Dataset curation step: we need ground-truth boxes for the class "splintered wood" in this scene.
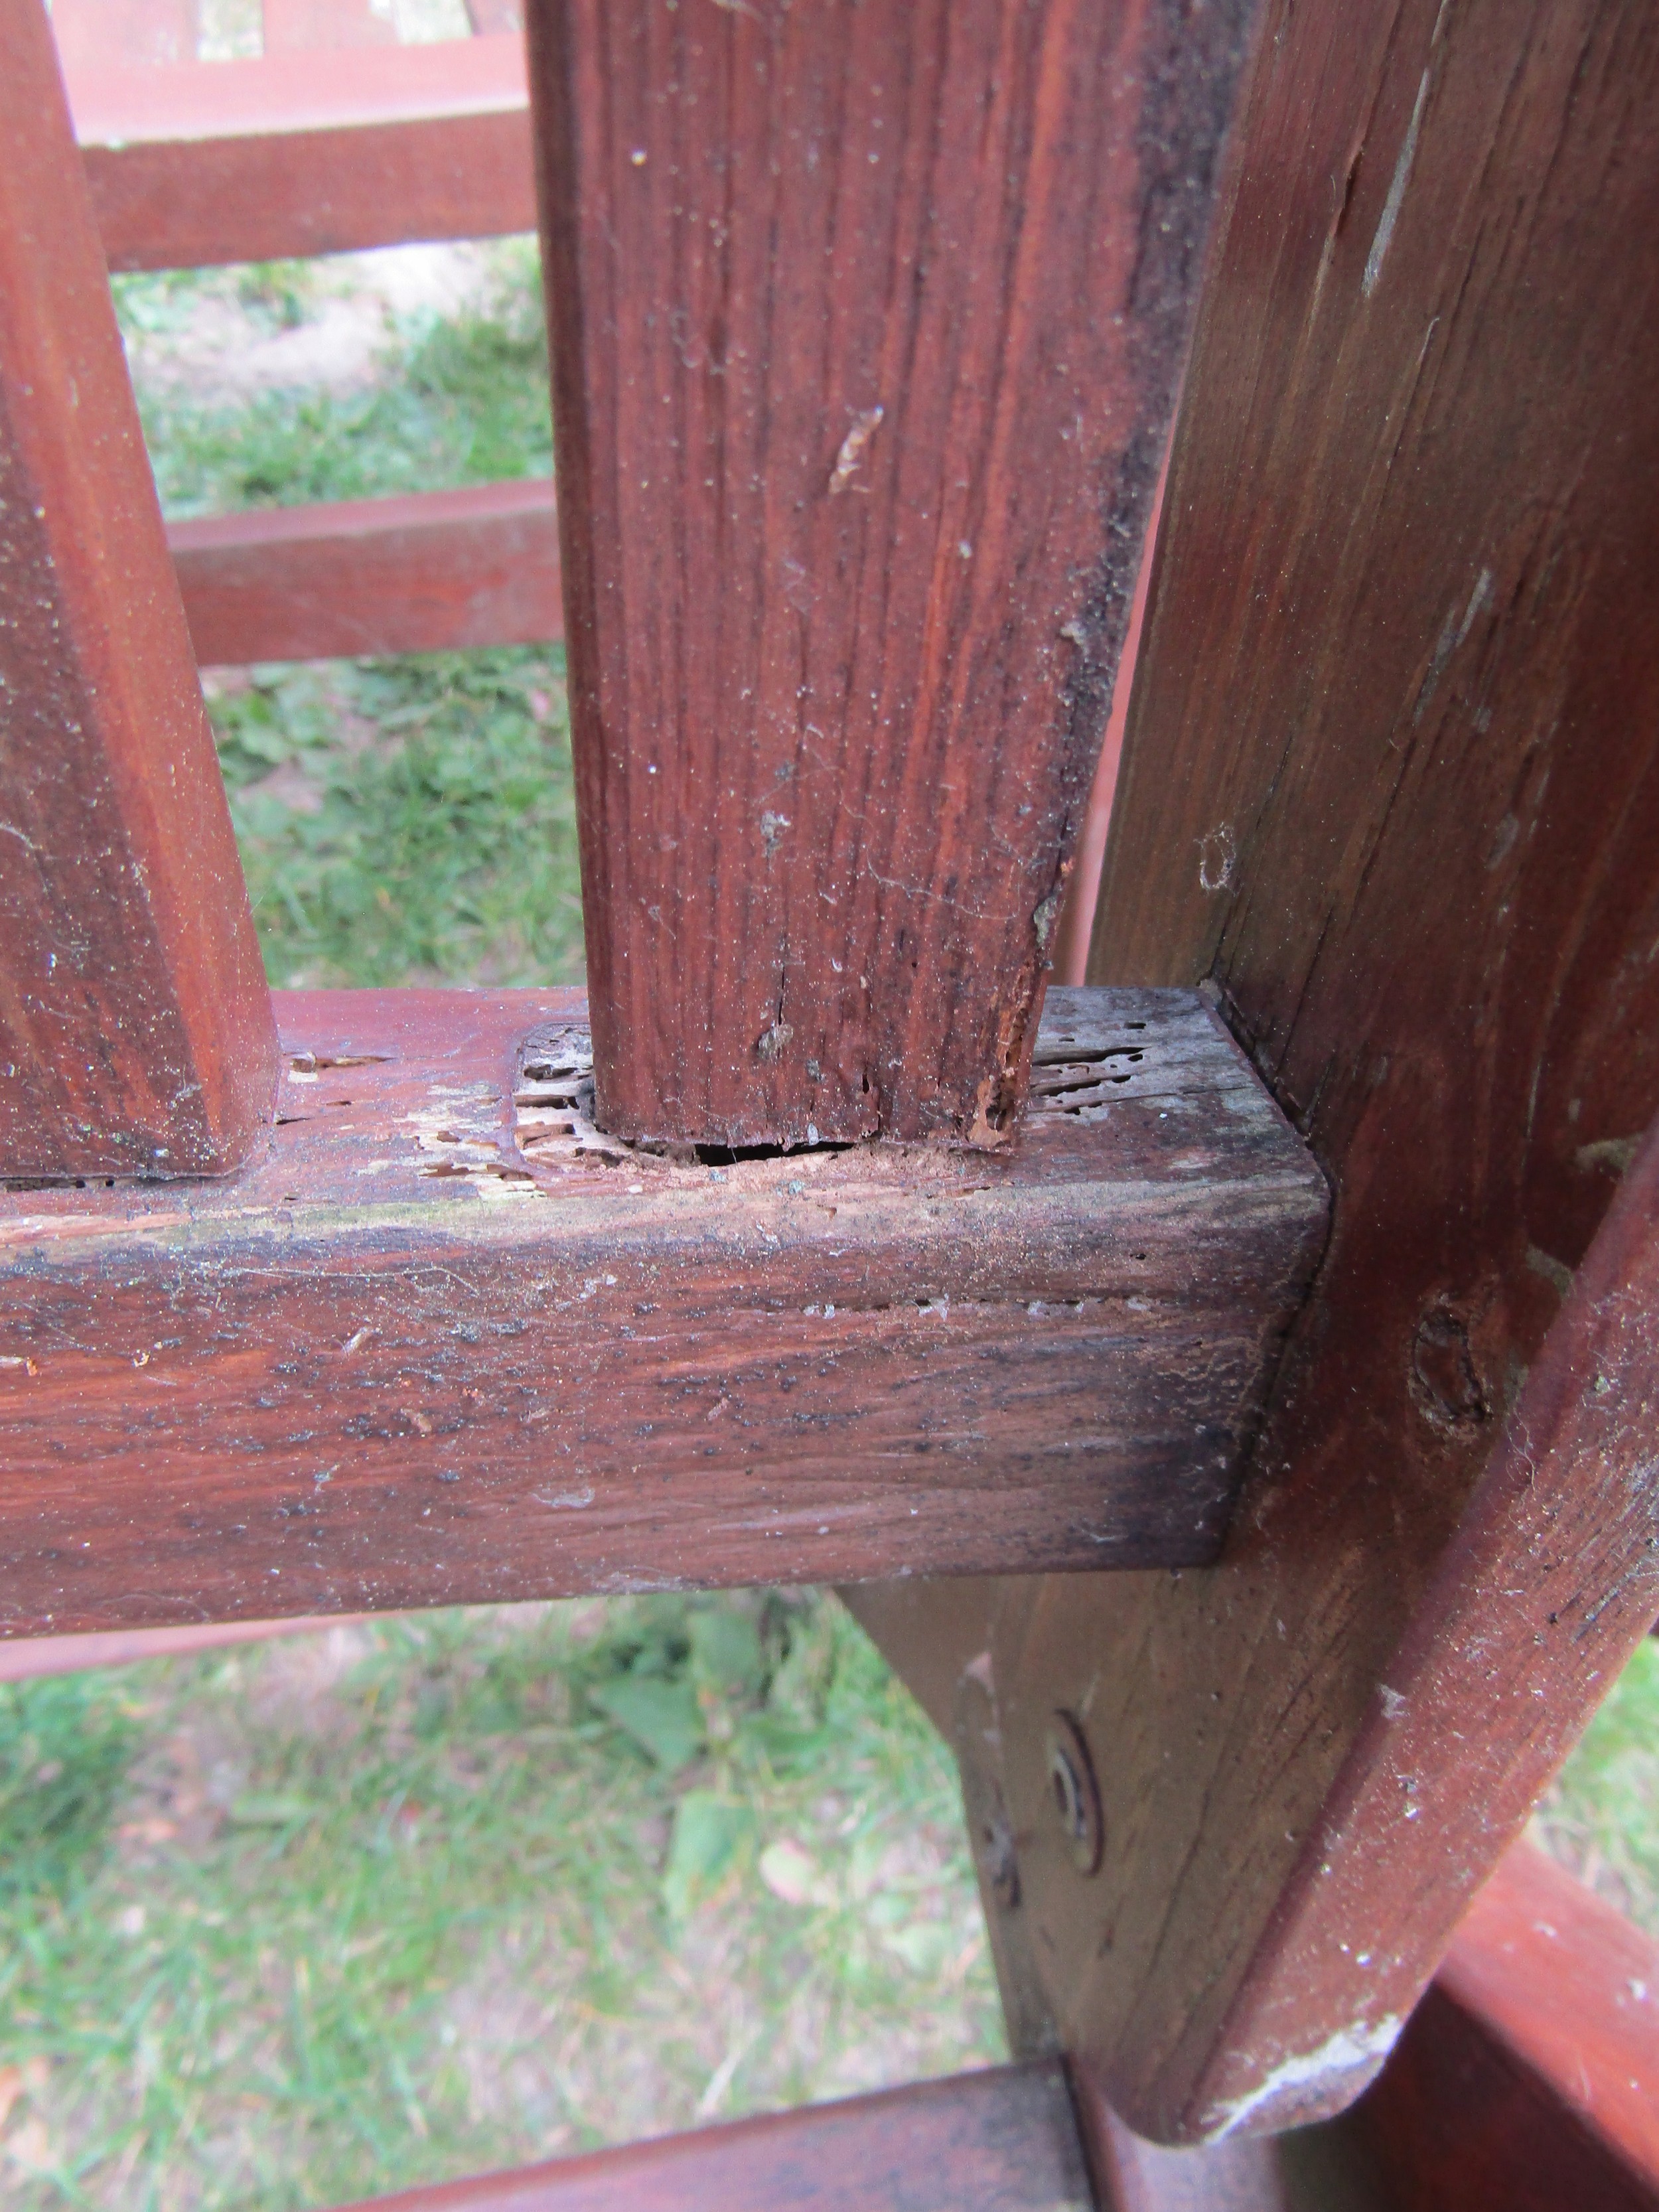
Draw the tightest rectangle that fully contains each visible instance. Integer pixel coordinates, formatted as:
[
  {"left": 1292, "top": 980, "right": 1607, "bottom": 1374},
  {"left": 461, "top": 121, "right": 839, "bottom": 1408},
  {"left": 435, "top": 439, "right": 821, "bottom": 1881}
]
[{"left": 0, "top": 988, "right": 1325, "bottom": 1633}]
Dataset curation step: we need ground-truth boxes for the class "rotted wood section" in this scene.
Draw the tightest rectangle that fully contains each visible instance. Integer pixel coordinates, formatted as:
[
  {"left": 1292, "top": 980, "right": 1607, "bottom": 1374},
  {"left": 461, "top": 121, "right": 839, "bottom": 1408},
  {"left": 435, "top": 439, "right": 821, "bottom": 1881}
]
[
  {"left": 0, "top": 988, "right": 1325, "bottom": 1635},
  {"left": 336, "top": 2063, "right": 1093, "bottom": 2211}
]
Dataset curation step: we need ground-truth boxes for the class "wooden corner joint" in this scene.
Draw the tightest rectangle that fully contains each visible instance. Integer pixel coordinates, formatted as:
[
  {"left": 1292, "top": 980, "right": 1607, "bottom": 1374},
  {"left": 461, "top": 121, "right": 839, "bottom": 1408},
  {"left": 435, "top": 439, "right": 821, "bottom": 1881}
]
[{"left": 0, "top": 986, "right": 1326, "bottom": 1635}]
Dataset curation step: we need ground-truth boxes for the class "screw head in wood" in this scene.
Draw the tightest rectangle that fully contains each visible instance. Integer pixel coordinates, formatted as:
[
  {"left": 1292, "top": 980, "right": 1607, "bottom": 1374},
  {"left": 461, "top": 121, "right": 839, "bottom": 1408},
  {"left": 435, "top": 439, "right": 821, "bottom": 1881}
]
[{"left": 1045, "top": 1711, "right": 1103, "bottom": 1876}]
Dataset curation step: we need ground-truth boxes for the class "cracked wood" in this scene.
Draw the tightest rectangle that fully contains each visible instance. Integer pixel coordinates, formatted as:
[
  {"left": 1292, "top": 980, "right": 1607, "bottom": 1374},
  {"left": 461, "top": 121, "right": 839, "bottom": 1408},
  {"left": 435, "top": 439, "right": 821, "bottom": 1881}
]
[{"left": 0, "top": 988, "right": 1325, "bottom": 1634}]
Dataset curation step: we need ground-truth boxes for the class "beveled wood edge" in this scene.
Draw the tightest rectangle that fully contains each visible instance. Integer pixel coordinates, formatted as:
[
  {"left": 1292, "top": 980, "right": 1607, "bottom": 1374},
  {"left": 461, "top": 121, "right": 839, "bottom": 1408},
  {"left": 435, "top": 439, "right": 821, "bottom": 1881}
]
[{"left": 324, "top": 2062, "right": 1094, "bottom": 2212}]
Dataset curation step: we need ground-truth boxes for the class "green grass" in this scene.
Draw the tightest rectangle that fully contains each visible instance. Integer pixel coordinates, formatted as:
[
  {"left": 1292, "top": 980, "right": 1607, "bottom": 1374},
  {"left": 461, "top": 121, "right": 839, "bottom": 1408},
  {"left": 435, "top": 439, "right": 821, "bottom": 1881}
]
[
  {"left": 1534, "top": 1637, "right": 1659, "bottom": 1937},
  {"left": 113, "top": 244, "right": 580, "bottom": 990},
  {"left": 116, "top": 245, "right": 553, "bottom": 517},
  {"left": 0, "top": 1597, "right": 1000, "bottom": 2209},
  {"left": 208, "top": 652, "right": 581, "bottom": 988}
]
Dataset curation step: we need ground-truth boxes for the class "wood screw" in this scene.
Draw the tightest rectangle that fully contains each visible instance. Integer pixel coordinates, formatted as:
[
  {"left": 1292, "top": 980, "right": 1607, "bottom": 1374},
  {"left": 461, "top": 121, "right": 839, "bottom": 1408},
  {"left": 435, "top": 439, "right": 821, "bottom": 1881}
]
[{"left": 1046, "top": 1711, "right": 1104, "bottom": 1876}]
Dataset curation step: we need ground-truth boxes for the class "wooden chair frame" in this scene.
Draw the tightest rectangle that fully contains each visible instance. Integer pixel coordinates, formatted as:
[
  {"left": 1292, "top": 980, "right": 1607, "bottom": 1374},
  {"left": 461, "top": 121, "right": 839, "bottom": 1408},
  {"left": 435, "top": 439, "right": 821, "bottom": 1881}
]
[{"left": 3, "top": 0, "right": 1659, "bottom": 2204}]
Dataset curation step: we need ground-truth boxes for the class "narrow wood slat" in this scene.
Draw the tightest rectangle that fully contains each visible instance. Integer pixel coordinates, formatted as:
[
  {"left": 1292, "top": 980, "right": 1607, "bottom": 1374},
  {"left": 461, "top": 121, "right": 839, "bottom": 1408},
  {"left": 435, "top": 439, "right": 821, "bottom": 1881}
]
[
  {"left": 0, "top": 1615, "right": 365, "bottom": 1685},
  {"left": 531, "top": 0, "right": 1260, "bottom": 1150},
  {"left": 68, "top": 36, "right": 534, "bottom": 271},
  {"left": 972, "top": 0, "right": 1659, "bottom": 2142},
  {"left": 49, "top": 0, "right": 196, "bottom": 71},
  {"left": 0, "top": 0, "right": 278, "bottom": 1180},
  {"left": 334, "top": 2063, "right": 1094, "bottom": 2212},
  {"left": 0, "top": 987, "right": 1325, "bottom": 1636},
  {"left": 168, "top": 480, "right": 561, "bottom": 665},
  {"left": 1356, "top": 1842, "right": 1659, "bottom": 2210}
]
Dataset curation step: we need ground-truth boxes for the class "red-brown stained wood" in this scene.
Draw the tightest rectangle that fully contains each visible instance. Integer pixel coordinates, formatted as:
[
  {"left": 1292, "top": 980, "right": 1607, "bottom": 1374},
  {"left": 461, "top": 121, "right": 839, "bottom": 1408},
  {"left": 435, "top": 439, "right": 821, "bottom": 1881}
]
[
  {"left": 528, "top": 0, "right": 1260, "bottom": 1149},
  {"left": 332, "top": 2063, "right": 1093, "bottom": 2212},
  {"left": 0, "top": 1615, "right": 366, "bottom": 1685},
  {"left": 0, "top": 988, "right": 1325, "bottom": 1635},
  {"left": 0, "top": 0, "right": 278, "bottom": 1180},
  {"left": 70, "top": 37, "right": 535, "bottom": 272},
  {"left": 49, "top": 0, "right": 196, "bottom": 71},
  {"left": 981, "top": 0, "right": 1659, "bottom": 2141},
  {"left": 1356, "top": 1843, "right": 1659, "bottom": 2211},
  {"left": 169, "top": 481, "right": 561, "bottom": 666}
]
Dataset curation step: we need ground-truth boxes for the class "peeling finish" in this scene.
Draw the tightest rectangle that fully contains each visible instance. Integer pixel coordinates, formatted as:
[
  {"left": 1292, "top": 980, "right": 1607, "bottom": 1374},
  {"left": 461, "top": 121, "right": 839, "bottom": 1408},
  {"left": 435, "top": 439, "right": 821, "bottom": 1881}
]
[{"left": 1210, "top": 2016, "right": 1402, "bottom": 2137}]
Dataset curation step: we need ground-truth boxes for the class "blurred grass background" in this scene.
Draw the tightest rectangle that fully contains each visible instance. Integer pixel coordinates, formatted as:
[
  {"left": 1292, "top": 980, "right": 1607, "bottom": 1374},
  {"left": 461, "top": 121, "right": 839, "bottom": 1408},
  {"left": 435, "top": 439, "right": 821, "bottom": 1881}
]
[
  {"left": 0, "top": 237, "right": 1649, "bottom": 2206},
  {"left": 121, "top": 244, "right": 582, "bottom": 991},
  {"left": 0, "top": 1597, "right": 1000, "bottom": 2207}
]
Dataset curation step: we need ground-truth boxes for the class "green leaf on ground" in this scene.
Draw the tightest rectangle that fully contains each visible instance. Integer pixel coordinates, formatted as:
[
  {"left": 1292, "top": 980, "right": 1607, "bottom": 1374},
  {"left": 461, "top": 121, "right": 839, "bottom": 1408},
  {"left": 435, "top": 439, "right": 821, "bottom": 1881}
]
[
  {"left": 664, "top": 1793, "right": 756, "bottom": 1919},
  {"left": 589, "top": 1676, "right": 703, "bottom": 1775}
]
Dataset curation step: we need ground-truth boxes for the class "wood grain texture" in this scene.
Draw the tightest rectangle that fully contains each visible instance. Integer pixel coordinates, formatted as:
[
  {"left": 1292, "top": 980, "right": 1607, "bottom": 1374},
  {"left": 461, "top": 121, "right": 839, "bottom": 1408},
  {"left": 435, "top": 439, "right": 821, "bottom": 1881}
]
[
  {"left": 168, "top": 481, "right": 561, "bottom": 666},
  {"left": 1356, "top": 1842, "right": 1659, "bottom": 2211},
  {"left": 986, "top": 0, "right": 1659, "bottom": 2140},
  {"left": 0, "top": 0, "right": 278, "bottom": 1179},
  {"left": 529, "top": 0, "right": 1259, "bottom": 1149},
  {"left": 332, "top": 2063, "right": 1093, "bottom": 2212},
  {"left": 0, "top": 988, "right": 1325, "bottom": 1635},
  {"left": 70, "top": 37, "right": 535, "bottom": 271}
]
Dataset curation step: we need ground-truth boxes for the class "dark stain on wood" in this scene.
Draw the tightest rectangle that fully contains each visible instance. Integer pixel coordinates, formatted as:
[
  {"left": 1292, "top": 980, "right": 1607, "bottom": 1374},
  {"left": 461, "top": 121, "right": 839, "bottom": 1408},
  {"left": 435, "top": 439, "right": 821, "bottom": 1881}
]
[
  {"left": 528, "top": 0, "right": 1260, "bottom": 1148},
  {"left": 0, "top": 988, "right": 1325, "bottom": 1634},
  {"left": 332, "top": 2062, "right": 1094, "bottom": 2212},
  {"left": 989, "top": 0, "right": 1659, "bottom": 2141}
]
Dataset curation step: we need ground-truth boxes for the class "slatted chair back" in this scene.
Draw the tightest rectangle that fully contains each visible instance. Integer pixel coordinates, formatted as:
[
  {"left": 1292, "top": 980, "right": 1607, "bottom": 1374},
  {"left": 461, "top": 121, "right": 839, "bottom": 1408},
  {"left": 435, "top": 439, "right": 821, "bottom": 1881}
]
[{"left": 4, "top": 0, "right": 1659, "bottom": 2206}]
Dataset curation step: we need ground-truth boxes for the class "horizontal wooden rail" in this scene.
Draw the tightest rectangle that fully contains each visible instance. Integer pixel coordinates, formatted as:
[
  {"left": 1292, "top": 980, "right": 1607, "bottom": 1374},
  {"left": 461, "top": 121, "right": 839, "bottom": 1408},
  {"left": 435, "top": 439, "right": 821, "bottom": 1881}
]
[
  {"left": 0, "top": 987, "right": 1325, "bottom": 1635},
  {"left": 336, "top": 2063, "right": 1093, "bottom": 2211},
  {"left": 67, "top": 35, "right": 535, "bottom": 270},
  {"left": 0, "top": 1615, "right": 368, "bottom": 1684},
  {"left": 168, "top": 480, "right": 561, "bottom": 664}
]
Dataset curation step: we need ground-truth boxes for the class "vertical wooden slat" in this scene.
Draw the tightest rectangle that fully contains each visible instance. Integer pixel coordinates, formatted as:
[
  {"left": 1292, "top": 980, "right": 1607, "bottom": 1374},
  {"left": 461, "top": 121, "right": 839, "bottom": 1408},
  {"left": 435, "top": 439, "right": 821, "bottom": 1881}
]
[
  {"left": 986, "top": 0, "right": 1659, "bottom": 2142},
  {"left": 0, "top": 0, "right": 277, "bottom": 1179},
  {"left": 528, "top": 0, "right": 1261, "bottom": 1147}
]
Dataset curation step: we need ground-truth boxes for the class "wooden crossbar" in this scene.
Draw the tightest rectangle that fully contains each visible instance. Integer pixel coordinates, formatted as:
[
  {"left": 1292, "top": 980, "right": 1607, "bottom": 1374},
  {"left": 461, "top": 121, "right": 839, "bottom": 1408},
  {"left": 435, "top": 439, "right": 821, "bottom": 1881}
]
[
  {"left": 168, "top": 480, "right": 561, "bottom": 664},
  {"left": 12, "top": 0, "right": 1659, "bottom": 2191},
  {"left": 1356, "top": 1842, "right": 1659, "bottom": 2209},
  {"left": 70, "top": 35, "right": 534, "bottom": 271},
  {"left": 335, "top": 2063, "right": 1093, "bottom": 2211},
  {"left": 0, "top": 987, "right": 1325, "bottom": 1634}
]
